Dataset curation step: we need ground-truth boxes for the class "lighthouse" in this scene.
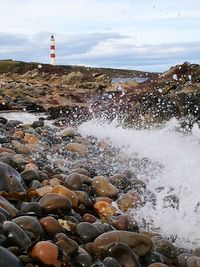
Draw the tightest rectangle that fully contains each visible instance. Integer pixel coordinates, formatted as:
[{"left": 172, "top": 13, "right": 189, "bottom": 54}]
[{"left": 50, "top": 35, "right": 56, "bottom": 65}]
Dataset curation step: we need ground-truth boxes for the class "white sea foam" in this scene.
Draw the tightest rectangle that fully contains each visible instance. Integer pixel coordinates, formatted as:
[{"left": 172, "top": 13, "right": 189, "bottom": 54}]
[
  {"left": 79, "top": 118, "right": 200, "bottom": 248},
  {"left": 0, "top": 112, "right": 53, "bottom": 126}
]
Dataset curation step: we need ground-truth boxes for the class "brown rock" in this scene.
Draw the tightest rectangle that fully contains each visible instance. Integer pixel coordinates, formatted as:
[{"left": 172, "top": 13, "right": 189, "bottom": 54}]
[
  {"left": 40, "top": 216, "right": 65, "bottom": 236},
  {"left": 39, "top": 193, "right": 72, "bottom": 214},
  {"left": 55, "top": 233, "right": 79, "bottom": 256},
  {"left": 24, "top": 133, "right": 38, "bottom": 144},
  {"left": 36, "top": 186, "right": 53, "bottom": 196},
  {"left": 64, "top": 173, "right": 82, "bottom": 190},
  {"left": 0, "top": 147, "right": 15, "bottom": 155},
  {"left": 66, "top": 142, "right": 88, "bottom": 155},
  {"left": 51, "top": 185, "right": 79, "bottom": 208},
  {"left": 92, "top": 230, "right": 152, "bottom": 257},
  {"left": 116, "top": 193, "right": 139, "bottom": 212},
  {"left": 49, "top": 178, "right": 61, "bottom": 187},
  {"left": 94, "top": 200, "right": 117, "bottom": 219},
  {"left": 148, "top": 264, "right": 169, "bottom": 267},
  {"left": 187, "top": 256, "right": 200, "bottom": 267},
  {"left": 92, "top": 176, "right": 119, "bottom": 198},
  {"left": 28, "top": 241, "right": 62, "bottom": 267}
]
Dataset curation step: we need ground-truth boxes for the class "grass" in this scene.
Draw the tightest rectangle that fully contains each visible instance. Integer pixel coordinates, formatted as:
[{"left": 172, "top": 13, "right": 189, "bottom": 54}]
[{"left": 0, "top": 60, "right": 23, "bottom": 73}]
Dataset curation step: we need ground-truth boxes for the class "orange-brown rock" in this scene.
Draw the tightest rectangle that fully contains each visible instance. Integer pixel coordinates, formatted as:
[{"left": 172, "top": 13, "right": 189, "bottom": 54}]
[
  {"left": 36, "top": 186, "right": 53, "bottom": 196},
  {"left": 29, "top": 241, "right": 62, "bottom": 267},
  {"left": 116, "top": 193, "right": 139, "bottom": 212},
  {"left": 25, "top": 162, "right": 38, "bottom": 171},
  {"left": 92, "top": 176, "right": 119, "bottom": 198},
  {"left": 40, "top": 216, "right": 65, "bottom": 236},
  {"left": 24, "top": 133, "right": 38, "bottom": 144},
  {"left": 148, "top": 264, "right": 169, "bottom": 267},
  {"left": 94, "top": 200, "right": 117, "bottom": 219},
  {"left": 13, "top": 130, "right": 24, "bottom": 139},
  {"left": 49, "top": 178, "right": 61, "bottom": 187},
  {"left": 51, "top": 185, "right": 78, "bottom": 208}
]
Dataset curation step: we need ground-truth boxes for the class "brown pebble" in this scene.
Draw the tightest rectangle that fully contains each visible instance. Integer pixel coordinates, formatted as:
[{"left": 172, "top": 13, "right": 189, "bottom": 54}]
[
  {"left": 148, "top": 264, "right": 169, "bottom": 267},
  {"left": 83, "top": 213, "right": 98, "bottom": 223},
  {"left": 52, "top": 185, "right": 78, "bottom": 208},
  {"left": 40, "top": 216, "right": 65, "bottom": 236},
  {"left": 111, "top": 215, "right": 129, "bottom": 230},
  {"left": 29, "top": 241, "right": 62, "bottom": 267},
  {"left": 92, "top": 230, "right": 152, "bottom": 257},
  {"left": 39, "top": 193, "right": 72, "bottom": 214},
  {"left": 92, "top": 176, "right": 119, "bottom": 198},
  {"left": 94, "top": 200, "right": 117, "bottom": 220},
  {"left": 49, "top": 178, "right": 61, "bottom": 187},
  {"left": 36, "top": 186, "right": 53, "bottom": 196},
  {"left": 55, "top": 233, "right": 79, "bottom": 256}
]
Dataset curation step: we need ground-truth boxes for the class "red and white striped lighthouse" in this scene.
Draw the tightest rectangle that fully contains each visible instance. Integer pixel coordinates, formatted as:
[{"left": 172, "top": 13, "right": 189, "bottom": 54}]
[{"left": 50, "top": 35, "right": 56, "bottom": 65}]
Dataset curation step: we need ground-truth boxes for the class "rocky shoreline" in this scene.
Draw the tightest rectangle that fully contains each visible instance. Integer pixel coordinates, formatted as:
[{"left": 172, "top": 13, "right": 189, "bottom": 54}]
[
  {"left": 0, "top": 60, "right": 200, "bottom": 266},
  {"left": 0, "top": 113, "right": 198, "bottom": 267},
  {"left": 0, "top": 60, "right": 200, "bottom": 128}
]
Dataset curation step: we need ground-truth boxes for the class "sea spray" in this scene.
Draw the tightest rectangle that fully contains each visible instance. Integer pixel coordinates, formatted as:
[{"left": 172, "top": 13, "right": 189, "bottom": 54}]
[{"left": 79, "top": 117, "right": 200, "bottom": 248}]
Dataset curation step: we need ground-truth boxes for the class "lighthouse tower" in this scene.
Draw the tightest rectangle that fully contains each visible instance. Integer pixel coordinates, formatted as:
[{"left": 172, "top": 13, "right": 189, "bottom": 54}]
[{"left": 50, "top": 35, "right": 56, "bottom": 65}]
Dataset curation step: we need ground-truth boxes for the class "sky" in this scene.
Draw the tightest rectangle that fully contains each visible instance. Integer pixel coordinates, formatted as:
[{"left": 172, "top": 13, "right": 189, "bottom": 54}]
[{"left": 0, "top": 0, "right": 200, "bottom": 72}]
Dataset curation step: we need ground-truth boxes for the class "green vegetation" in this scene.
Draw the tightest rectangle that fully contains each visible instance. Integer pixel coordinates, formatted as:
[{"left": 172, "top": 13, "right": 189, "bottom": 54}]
[{"left": 0, "top": 60, "right": 25, "bottom": 73}]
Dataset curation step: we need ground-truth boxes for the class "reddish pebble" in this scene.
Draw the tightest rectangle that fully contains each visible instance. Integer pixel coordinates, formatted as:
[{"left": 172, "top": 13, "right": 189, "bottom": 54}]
[{"left": 83, "top": 213, "right": 97, "bottom": 223}]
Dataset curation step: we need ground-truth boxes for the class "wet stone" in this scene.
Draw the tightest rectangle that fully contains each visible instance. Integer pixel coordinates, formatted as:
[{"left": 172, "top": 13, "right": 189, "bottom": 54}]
[
  {"left": 0, "top": 117, "right": 7, "bottom": 125},
  {"left": 72, "top": 167, "right": 91, "bottom": 177},
  {"left": 20, "top": 169, "right": 40, "bottom": 183},
  {"left": 12, "top": 215, "right": 44, "bottom": 238},
  {"left": 187, "top": 256, "right": 200, "bottom": 267},
  {"left": 194, "top": 247, "right": 200, "bottom": 257},
  {"left": 65, "top": 173, "right": 82, "bottom": 190},
  {"left": 153, "top": 239, "right": 179, "bottom": 265},
  {"left": 93, "top": 230, "right": 152, "bottom": 257},
  {"left": 92, "top": 176, "right": 119, "bottom": 198},
  {"left": 108, "top": 174, "right": 131, "bottom": 191},
  {"left": 71, "top": 250, "right": 92, "bottom": 267},
  {"left": 39, "top": 193, "right": 72, "bottom": 214},
  {"left": 3, "top": 221, "right": 31, "bottom": 250},
  {"left": 148, "top": 263, "right": 170, "bottom": 267},
  {"left": 0, "top": 246, "right": 22, "bottom": 267},
  {"left": 20, "top": 202, "right": 42, "bottom": 215},
  {"left": 103, "top": 257, "right": 122, "bottom": 267},
  {"left": 89, "top": 262, "right": 106, "bottom": 267},
  {"left": 76, "top": 222, "right": 100, "bottom": 243},
  {"left": 51, "top": 184, "right": 79, "bottom": 208},
  {"left": 141, "top": 251, "right": 172, "bottom": 266},
  {"left": 32, "top": 120, "right": 44, "bottom": 128},
  {"left": 0, "top": 162, "right": 25, "bottom": 192},
  {"left": 66, "top": 142, "right": 88, "bottom": 155},
  {"left": 40, "top": 216, "right": 65, "bottom": 236},
  {"left": 103, "top": 242, "right": 141, "bottom": 267},
  {"left": 55, "top": 233, "right": 79, "bottom": 256},
  {"left": 0, "top": 155, "right": 17, "bottom": 168},
  {"left": 28, "top": 240, "right": 63, "bottom": 266},
  {"left": 178, "top": 253, "right": 193, "bottom": 267},
  {"left": 30, "top": 179, "right": 42, "bottom": 189}
]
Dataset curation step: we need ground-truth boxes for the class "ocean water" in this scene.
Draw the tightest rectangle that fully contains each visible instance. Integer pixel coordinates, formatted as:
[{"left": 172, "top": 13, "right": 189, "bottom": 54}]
[
  {"left": 112, "top": 77, "right": 149, "bottom": 84},
  {"left": 0, "top": 112, "right": 54, "bottom": 126},
  {"left": 79, "top": 118, "right": 200, "bottom": 248}
]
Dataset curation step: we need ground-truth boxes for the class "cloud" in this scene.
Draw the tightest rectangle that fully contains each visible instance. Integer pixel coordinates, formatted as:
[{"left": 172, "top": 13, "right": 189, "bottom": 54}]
[
  {"left": 0, "top": 31, "right": 126, "bottom": 62},
  {"left": 58, "top": 39, "right": 200, "bottom": 71},
  {"left": 0, "top": 31, "right": 200, "bottom": 72}
]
